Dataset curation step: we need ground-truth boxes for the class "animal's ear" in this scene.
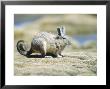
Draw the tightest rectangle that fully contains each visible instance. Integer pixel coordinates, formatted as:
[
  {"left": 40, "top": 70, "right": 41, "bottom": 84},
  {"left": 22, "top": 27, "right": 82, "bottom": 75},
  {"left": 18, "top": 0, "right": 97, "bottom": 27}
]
[
  {"left": 61, "top": 26, "right": 66, "bottom": 36},
  {"left": 57, "top": 27, "right": 61, "bottom": 36},
  {"left": 57, "top": 26, "right": 66, "bottom": 37}
]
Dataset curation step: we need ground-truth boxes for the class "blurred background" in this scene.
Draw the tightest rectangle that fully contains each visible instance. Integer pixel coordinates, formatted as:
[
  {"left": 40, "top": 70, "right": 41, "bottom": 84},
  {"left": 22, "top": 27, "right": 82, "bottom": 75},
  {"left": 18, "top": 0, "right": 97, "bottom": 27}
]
[{"left": 14, "top": 14, "right": 97, "bottom": 50}]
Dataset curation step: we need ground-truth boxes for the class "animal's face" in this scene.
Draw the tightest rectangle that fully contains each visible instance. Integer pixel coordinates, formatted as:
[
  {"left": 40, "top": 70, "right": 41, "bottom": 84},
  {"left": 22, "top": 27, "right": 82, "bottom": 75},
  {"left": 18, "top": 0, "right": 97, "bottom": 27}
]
[
  {"left": 56, "top": 26, "right": 72, "bottom": 46},
  {"left": 62, "top": 36, "right": 72, "bottom": 46}
]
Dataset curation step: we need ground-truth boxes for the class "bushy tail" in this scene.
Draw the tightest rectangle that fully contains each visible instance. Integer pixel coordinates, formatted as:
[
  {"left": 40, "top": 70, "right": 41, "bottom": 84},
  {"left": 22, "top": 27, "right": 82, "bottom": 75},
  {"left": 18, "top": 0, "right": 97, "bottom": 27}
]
[{"left": 16, "top": 40, "right": 28, "bottom": 56}]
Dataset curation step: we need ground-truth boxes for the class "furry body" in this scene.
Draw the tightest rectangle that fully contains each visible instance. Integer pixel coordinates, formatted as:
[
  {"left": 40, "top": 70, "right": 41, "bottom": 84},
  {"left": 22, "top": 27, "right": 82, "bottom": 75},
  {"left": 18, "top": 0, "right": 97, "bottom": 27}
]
[{"left": 17, "top": 32, "right": 70, "bottom": 57}]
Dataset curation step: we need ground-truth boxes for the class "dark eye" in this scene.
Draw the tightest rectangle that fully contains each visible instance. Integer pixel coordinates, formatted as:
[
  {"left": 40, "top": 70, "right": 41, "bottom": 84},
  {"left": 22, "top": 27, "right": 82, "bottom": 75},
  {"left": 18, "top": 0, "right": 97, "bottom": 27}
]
[{"left": 63, "top": 38, "right": 66, "bottom": 39}]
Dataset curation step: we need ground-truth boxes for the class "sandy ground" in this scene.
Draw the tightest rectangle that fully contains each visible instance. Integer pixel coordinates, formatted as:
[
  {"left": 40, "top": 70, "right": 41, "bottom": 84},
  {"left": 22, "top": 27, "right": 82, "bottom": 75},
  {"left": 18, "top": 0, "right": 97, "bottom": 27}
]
[
  {"left": 14, "top": 14, "right": 97, "bottom": 76},
  {"left": 14, "top": 48, "right": 97, "bottom": 76}
]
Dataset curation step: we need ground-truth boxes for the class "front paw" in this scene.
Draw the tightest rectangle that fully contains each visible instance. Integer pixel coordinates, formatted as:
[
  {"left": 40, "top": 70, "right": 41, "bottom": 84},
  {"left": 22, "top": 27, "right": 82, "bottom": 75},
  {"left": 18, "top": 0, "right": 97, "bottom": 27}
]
[{"left": 57, "top": 55, "right": 63, "bottom": 58}]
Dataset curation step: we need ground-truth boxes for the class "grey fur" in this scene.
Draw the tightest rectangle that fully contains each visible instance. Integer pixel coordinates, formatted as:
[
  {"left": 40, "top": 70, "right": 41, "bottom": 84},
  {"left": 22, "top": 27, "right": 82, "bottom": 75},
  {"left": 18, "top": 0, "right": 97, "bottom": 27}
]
[{"left": 16, "top": 27, "right": 71, "bottom": 58}]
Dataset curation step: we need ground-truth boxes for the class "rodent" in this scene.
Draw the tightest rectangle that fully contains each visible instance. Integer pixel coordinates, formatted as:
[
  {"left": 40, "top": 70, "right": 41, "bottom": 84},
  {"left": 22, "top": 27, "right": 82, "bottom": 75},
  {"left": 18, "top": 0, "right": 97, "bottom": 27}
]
[{"left": 16, "top": 26, "right": 71, "bottom": 58}]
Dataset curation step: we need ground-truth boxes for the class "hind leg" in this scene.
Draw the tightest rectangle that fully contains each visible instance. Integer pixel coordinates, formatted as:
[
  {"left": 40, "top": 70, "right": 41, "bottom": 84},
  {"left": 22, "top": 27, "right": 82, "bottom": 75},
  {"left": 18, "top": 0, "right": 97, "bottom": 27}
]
[
  {"left": 40, "top": 47, "right": 46, "bottom": 58},
  {"left": 40, "top": 41, "right": 47, "bottom": 58},
  {"left": 41, "top": 51, "right": 46, "bottom": 58}
]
